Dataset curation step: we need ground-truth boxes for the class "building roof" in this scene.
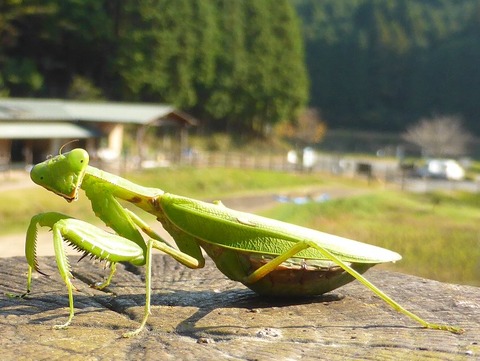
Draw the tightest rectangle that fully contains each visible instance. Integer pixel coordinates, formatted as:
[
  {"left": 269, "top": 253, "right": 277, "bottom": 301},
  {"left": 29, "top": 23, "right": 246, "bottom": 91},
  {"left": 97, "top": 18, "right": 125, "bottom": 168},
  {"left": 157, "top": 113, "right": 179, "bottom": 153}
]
[
  {"left": 0, "top": 99, "right": 70, "bottom": 120},
  {"left": 0, "top": 98, "right": 197, "bottom": 125},
  {"left": 0, "top": 122, "right": 99, "bottom": 139},
  {"left": 62, "top": 101, "right": 176, "bottom": 124}
]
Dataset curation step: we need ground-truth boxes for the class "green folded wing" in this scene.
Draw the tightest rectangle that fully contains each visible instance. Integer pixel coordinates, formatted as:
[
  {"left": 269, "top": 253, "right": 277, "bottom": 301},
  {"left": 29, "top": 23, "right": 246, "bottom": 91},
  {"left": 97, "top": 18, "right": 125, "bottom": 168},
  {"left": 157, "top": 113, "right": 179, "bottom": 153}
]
[{"left": 160, "top": 193, "right": 402, "bottom": 264}]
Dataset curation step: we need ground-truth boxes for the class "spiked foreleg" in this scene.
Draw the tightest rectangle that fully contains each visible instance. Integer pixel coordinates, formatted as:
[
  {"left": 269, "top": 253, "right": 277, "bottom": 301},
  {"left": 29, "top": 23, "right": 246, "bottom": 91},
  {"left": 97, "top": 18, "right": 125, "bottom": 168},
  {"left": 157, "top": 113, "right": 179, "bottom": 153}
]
[{"left": 25, "top": 213, "right": 146, "bottom": 330}]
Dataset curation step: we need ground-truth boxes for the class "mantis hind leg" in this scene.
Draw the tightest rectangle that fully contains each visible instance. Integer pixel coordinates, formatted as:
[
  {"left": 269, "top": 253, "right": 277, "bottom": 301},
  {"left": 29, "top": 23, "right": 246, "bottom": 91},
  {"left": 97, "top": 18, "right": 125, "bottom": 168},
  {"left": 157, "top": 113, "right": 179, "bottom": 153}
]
[
  {"left": 243, "top": 240, "right": 463, "bottom": 334},
  {"left": 122, "top": 238, "right": 153, "bottom": 338}
]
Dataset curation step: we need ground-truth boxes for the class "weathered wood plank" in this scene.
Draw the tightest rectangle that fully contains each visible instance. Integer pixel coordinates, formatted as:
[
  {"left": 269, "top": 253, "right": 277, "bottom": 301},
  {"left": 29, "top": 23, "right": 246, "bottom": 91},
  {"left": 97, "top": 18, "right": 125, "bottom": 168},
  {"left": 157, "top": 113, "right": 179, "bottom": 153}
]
[{"left": 1, "top": 255, "right": 478, "bottom": 360}]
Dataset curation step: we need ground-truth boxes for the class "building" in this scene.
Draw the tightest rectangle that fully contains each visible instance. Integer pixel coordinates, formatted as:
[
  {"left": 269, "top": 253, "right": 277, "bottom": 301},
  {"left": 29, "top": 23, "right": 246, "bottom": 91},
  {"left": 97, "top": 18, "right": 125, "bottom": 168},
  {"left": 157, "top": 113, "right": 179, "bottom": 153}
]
[{"left": 0, "top": 98, "right": 197, "bottom": 167}]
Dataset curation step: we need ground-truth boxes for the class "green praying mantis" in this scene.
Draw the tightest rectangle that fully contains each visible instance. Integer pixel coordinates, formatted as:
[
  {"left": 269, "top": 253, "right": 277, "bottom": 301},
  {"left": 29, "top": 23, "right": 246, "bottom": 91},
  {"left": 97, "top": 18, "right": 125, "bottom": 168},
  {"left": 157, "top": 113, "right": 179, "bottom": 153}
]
[{"left": 20, "top": 148, "right": 462, "bottom": 337}]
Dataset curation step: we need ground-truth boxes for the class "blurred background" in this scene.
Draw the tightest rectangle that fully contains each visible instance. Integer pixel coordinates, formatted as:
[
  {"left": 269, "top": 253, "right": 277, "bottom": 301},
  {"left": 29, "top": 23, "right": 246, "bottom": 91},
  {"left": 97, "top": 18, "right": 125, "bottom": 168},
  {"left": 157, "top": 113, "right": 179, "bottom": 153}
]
[{"left": 0, "top": 0, "right": 479, "bottom": 287}]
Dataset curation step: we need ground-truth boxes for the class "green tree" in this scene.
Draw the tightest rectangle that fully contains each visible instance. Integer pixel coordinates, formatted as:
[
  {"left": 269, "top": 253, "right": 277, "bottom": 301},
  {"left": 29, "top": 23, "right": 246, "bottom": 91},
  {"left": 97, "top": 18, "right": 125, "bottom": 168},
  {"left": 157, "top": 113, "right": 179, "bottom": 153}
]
[
  {"left": 0, "top": 0, "right": 54, "bottom": 96},
  {"left": 208, "top": 0, "right": 308, "bottom": 135},
  {"left": 1, "top": 0, "right": 113, "bottom": 97},
  {"left": 203, "top": 0, "right": 247, "bottom": 129},
  {"left": 1, "top": 0, "right": 308, "bottom": 136},
  {"left": 243, "top": 0, "right": 308, "bottom": 134},
  {"left": 67, "top": 75, "right": 105, "bottom": 100},
  {"left": 117, "top": 0, "right": 308, "bottom": 136},
  {"left": 294, "top": 0, "right": 480, "bottom": 135},
  {"left": 116, "top": 0, "right": 217, "bottom": 107}
]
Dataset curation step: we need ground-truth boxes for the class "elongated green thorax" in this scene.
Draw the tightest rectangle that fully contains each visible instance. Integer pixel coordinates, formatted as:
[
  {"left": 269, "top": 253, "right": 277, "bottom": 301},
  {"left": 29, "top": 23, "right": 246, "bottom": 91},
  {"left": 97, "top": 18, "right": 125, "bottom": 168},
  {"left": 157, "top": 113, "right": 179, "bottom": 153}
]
[
  {"left": 82, "top": 166, "right": 163, "bottom": 213},
  {"left": 30, "top": 149, "right": 89, "bottom": 202}
]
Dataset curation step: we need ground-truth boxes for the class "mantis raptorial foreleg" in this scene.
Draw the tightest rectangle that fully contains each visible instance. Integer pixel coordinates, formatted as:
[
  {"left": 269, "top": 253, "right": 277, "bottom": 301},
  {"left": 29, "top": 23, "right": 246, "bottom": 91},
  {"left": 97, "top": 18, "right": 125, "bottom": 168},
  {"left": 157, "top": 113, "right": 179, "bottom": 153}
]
[
  {"left": 25, "top": 212, "right": 146, "bottom": 332},
  {"left": 19, "top": 148, "right": 463, "bottom": 336},
  {"left": 24, "top": 208, "right": 203, "bottom": 336}
]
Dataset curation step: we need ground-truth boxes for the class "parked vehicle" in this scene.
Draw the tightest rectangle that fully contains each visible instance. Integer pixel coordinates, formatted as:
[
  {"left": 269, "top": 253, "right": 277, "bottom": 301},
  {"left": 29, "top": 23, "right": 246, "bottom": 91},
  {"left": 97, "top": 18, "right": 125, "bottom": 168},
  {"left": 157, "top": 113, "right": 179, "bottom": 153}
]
[{"left": 416, "top": 159, "right": 465, "bottom": 180}]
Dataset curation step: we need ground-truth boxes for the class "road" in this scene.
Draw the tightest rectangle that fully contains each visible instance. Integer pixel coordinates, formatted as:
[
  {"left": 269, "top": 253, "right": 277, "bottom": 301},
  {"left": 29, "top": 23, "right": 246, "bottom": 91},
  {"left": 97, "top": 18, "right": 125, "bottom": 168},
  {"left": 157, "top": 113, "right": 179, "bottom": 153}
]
[{"left": 400, "top": 177, "right": 480, "bottom": 193}]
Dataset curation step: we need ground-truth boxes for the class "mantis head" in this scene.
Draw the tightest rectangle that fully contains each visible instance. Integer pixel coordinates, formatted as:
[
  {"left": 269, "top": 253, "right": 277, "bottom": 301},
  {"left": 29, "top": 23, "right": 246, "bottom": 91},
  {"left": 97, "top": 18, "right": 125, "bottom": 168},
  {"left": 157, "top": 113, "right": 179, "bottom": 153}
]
[{"left": 30, "top": 148, "right": 89, "bottom": 202}]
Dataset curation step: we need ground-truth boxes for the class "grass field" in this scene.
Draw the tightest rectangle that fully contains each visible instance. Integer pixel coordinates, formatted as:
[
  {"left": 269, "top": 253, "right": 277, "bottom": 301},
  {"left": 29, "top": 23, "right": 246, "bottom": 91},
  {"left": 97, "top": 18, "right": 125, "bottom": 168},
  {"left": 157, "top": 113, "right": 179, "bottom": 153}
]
[
  {"left": 1, "top": 167, "right": 478, "bottom": 286},
  {"left": 261, "top": 190, "right": 480, "bottom": 286},
  {"left": 0, "top": 167, "right": 341, "bottom": 235}
]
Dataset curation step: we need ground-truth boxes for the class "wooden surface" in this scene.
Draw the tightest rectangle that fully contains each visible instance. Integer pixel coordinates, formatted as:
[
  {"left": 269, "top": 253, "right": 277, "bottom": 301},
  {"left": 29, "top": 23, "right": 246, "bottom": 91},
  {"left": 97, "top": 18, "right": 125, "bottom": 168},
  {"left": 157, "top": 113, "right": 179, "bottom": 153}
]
[{"left": 1, "top": 254, "right": 478, "bottom": 360}]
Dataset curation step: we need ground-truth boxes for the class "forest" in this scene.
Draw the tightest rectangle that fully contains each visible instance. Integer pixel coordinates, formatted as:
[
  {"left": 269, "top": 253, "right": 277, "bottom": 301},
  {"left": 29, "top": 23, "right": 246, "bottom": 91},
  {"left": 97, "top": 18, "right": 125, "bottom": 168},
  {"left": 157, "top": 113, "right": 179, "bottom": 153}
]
[
  {"left": 295, "top": 0, "right": 480, "bottom": 134},
  {"left": 1, "top": 0, "right": 479, "bottom": 136}
]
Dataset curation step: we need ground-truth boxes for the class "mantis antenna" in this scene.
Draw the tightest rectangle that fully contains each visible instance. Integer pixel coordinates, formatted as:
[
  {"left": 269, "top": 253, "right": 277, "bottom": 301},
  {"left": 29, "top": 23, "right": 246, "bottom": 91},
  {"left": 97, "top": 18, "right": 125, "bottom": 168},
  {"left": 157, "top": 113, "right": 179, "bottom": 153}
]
[{"left": 59, "top": 139, "right": 80, "bottom": 155}]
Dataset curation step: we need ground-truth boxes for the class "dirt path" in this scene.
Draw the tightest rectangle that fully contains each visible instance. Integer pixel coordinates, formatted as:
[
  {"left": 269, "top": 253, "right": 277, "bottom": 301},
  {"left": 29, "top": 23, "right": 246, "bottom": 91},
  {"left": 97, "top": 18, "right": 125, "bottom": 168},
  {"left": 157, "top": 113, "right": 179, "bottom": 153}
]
[{"left": 0, "top": 186, "right": 368, "bottom": 258}]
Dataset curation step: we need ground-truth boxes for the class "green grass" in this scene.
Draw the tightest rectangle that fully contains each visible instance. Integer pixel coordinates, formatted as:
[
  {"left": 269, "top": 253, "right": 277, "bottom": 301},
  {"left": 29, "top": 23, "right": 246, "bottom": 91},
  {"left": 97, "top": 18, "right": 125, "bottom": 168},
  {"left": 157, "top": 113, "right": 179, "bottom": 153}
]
[
  {"left": 0, "top": 167, "right": 353, "bottom": 236},
  {"left": 125, "top": 166, "right": 346, "bottom": 198},
  {"left": 261, "top": 190, "right": 480, "bottom": 286},
  {"left": 0, "top": 187, "right": 99, "bottom": 235}
]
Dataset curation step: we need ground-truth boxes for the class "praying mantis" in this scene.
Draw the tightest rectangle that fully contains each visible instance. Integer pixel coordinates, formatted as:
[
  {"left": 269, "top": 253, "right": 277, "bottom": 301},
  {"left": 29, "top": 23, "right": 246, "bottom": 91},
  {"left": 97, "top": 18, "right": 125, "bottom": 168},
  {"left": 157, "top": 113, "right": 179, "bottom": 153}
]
[{"left": 20, "top": 148, "right": 462, "bottom": 337}]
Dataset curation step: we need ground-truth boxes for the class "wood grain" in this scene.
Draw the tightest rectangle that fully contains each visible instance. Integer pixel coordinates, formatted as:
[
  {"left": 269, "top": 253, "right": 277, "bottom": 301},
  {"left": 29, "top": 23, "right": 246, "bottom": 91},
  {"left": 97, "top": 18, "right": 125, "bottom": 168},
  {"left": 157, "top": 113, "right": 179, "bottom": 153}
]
[{"left": 1, "top": 255, "right": 478, "bottom": 360}]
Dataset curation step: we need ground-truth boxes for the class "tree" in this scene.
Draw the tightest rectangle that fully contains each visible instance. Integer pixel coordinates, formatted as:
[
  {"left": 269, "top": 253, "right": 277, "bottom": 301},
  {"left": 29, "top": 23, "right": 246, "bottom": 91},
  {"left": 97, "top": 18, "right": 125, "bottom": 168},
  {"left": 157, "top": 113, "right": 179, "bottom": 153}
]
[
  {"left": 402, "top": 115, "right": 472, "bottom": 157},
  {"left": 0, "top": 0, "right": 54, "bottom": 96},
  {"left": 275, "top": 108, "right": 326, "bottom": 147},
  {"left": 117, "top": 0, "right": 308, "bottom": 136},
  {"left": 294, "top": 0, "right": 480, "bottom": 134},
  {"left": 1, "top": 0, "right": 308, "bottom": 136},
  {"left": 67, "top": 75, "right": 105, "bottom": 100},
  {"left": 1, "top": 0, "right": 113, "bottom": 98}
]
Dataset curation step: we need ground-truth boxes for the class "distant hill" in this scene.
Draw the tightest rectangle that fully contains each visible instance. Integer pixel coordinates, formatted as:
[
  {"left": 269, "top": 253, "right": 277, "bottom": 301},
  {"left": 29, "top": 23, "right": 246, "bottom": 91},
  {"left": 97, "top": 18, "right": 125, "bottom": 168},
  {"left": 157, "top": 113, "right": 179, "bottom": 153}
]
[{"left": 292, "top": 0, "right": 480, "bottom": 135}]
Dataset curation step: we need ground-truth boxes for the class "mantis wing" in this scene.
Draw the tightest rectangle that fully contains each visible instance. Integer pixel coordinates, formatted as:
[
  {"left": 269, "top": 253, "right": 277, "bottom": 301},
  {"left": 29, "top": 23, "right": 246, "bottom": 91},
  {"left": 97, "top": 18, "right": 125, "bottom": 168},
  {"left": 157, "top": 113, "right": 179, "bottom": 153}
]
[{"left": 158, "top": 193, "right": 402, "bottom": 264}]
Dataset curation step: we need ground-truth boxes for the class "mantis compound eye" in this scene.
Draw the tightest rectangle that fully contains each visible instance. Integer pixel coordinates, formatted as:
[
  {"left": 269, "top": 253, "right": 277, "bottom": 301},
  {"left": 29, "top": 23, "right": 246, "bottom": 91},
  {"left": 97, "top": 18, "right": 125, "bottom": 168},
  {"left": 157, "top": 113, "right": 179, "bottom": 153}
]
[{"left": 66, "top": 148, "right": 89, "bottom": 169}]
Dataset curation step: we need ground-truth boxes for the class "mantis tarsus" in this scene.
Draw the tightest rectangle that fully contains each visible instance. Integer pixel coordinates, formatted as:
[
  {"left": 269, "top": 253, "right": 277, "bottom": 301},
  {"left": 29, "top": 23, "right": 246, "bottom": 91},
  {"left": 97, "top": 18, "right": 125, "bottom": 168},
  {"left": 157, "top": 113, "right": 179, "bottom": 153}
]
[{"left": 20, "top": 148, "right": 462, "bottom": 337}]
